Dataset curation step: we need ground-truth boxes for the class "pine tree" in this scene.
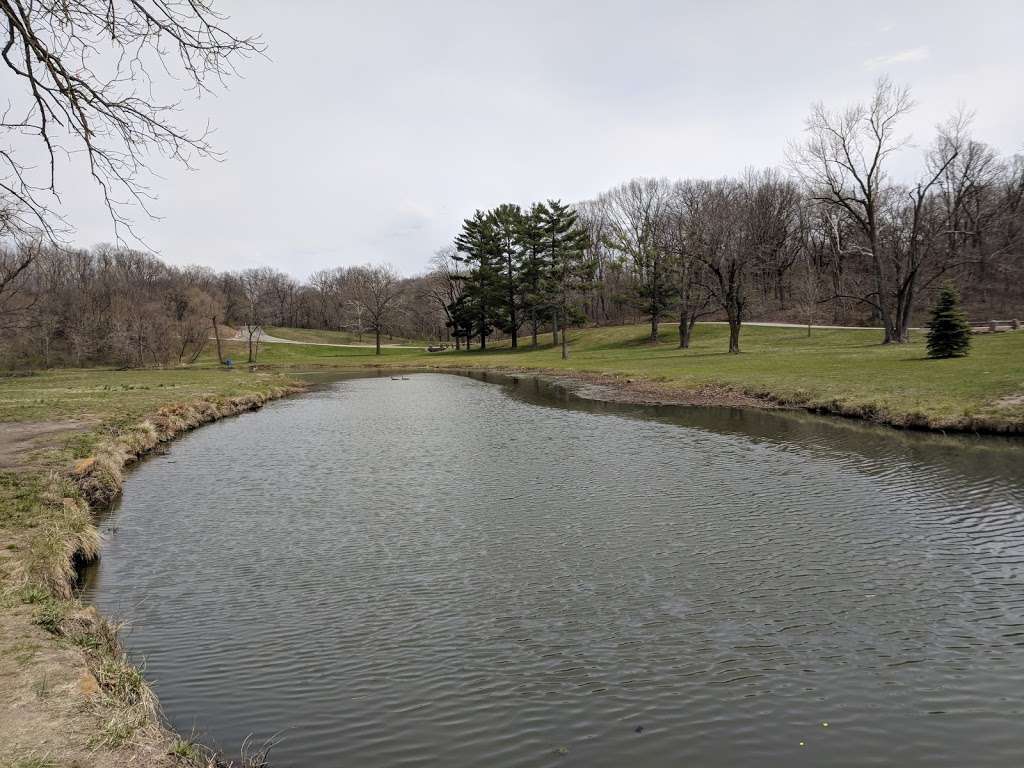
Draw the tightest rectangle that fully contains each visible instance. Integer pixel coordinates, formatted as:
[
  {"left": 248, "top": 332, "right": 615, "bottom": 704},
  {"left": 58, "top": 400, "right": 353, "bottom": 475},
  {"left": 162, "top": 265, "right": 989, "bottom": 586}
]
[
  {"left": 453, "top": 211, "right": 504, "bottom": 350},
  {"left": 538, "top": 199, "right": 592, "bottom": 360},
  {"left": 926, "top": 282, "right": 971, "bottom": 359},
  {"left": 517, "top": 203, "right": 553, "bottom": 347},
  {"left": 489, "top": 204, "right": 526, "bottom": 348}
]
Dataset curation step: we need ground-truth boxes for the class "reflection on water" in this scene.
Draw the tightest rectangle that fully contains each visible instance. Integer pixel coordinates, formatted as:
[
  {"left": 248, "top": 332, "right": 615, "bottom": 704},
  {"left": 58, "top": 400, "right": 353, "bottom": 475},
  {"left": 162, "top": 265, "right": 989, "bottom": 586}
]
[{"left": 82, "top": 372, "right": 1024, "bottom": 767}]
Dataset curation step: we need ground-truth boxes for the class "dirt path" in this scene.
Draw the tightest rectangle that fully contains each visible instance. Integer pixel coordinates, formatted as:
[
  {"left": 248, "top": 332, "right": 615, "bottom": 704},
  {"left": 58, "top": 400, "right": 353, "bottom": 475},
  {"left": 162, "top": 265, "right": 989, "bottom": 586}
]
[
  {"left": 0, "top": 419, "right": 95, "bottom": 469},
  {"left": 696, "top": 320, "right": 895, "bottom": 331},
  {"left": 226, "top": 327, "right": 421, "bottom": 348}
]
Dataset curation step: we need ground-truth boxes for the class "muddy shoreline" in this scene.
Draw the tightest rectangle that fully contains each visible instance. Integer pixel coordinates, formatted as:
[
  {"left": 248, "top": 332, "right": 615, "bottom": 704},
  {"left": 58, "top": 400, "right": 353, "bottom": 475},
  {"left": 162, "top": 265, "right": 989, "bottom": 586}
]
[{"left": 415, "top": 365, "right": 1023, "bottom": 436}]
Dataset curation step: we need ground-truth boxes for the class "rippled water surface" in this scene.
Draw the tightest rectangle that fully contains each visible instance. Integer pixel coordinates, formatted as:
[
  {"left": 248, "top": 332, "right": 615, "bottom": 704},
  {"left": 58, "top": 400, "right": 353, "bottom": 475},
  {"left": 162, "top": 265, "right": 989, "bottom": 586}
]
[{"left": 83, "top": 372, "right": 1024, "bottom": 766}]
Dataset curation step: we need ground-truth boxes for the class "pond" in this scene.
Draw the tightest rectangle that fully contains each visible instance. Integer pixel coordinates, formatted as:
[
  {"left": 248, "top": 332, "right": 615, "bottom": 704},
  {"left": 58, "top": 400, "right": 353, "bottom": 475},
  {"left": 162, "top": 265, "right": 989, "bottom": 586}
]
[{"left": 82, "top": 372, "right": 1024, "bottom": 766}]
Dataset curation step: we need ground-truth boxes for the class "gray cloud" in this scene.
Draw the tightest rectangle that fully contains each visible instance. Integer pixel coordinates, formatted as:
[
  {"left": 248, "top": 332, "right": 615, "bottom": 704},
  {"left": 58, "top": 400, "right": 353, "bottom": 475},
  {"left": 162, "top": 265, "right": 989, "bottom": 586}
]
[
  {"left": 864, "top": 46, "right": 930, "bottom": 69},
  {"left": 45, "top": 0, "right": 1024, "bottom": 278}
]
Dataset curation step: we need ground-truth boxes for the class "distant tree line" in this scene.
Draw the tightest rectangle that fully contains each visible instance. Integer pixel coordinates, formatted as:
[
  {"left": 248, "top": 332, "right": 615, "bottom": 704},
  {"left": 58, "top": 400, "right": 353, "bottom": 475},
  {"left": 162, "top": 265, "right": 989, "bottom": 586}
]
[
  {"left": 1, "top": 78, "right": 1021, "bottom": 368},
  {"left": 0, "top": 251, "right": 438, "bottom": 367}
]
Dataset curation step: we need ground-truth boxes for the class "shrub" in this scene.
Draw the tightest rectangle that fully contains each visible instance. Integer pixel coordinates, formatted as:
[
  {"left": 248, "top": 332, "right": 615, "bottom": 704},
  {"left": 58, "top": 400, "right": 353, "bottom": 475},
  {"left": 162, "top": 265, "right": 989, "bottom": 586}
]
[{"left": 926, "top": 282, "right": 971, "bottom": 358}]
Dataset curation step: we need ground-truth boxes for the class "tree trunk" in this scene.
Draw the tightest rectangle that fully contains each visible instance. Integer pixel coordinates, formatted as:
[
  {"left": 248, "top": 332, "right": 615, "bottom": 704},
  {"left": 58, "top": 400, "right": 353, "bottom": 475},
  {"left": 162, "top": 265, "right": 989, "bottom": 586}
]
[
  {"left": 895, "top": 278, "right": 915, "bottom": 343},
  {"left": 551, "top": 314, "right": 558, "bottom": 346},
  {"left": 375, "top": 327, "right": 381, "bottom": 355},
  {"left": 560, "top": 312, "right": 569, "bottom": 360},
  {"left": 248, "top": 331, "right": 255, "bottom": 363},
  {"left": 531, "top": 309, "right": 538, "bottom": 347},
  {"left": 212, "top": 316, "right": 224, "bottom": 364},
  {"left": 679, "top": 313, "right": 695, "bottom": 349},
  {"left": 189, "top": 337, "right": 208, "bottom": 364},
  {"left": 726, "top": 306, "right": 741, "bottom": 354},
  {"left": 509, "top": 281, "right": 517, "bottom": 349}
]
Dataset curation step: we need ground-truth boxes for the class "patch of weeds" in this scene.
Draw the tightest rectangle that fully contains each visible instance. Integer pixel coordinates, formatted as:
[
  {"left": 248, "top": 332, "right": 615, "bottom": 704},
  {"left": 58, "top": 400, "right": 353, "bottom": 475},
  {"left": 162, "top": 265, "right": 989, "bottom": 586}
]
[
  {"left": 70, "top": 630, "right": 104, "bottom": 651},
  {"left": 170, "top": 738, "right": 203, "bottom": 763},
  {"left": 95, "top": 656, "right": 148, "bottom": 705},
  {"left": 87, "top": 654, "right": 157, "bottom": 750},
  {"left": 93, "top": 716, "right": 139, "bottom": 749},
  {"left": 32, "top": 598, "right": 66, "bottom": 634},
  {"left": 61, "top": 431, "right": 101, "bottom": 461},
  {"left": 18, "top": 583, "right": 50, "bottom": 604},
  {"left": 31, "top": 672, "right": 51, "bottom": 698},
  {"left": 240, "top": 733, "right": 283, "bottom": 768}
]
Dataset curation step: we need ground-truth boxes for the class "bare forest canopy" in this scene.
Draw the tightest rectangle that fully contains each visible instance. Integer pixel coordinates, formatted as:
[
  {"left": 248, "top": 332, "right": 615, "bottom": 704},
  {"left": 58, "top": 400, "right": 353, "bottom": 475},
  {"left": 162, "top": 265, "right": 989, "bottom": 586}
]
[{"left": 1, "top": 78, "right": 1022, "bottom": 367}]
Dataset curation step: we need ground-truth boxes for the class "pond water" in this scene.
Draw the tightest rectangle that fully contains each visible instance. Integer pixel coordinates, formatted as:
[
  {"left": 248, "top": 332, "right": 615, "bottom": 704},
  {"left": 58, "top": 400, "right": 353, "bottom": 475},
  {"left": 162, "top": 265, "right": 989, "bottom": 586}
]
[{"left": 82, "top": 372, "right": 1024, "bottom": 766}]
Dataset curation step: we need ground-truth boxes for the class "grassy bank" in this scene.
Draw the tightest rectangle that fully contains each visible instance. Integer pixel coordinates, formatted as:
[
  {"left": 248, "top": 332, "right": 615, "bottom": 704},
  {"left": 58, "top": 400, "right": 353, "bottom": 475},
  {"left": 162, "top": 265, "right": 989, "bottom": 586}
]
[
  {"left": 412, "top": 323, "right": 1024, "bottom": 432},
  {"left": 13, "top": 321, "right": 1007, "bottom": 433},
  {"left": 264, "top": 325, "right": 423, "bottom": 346},
  {"left": 216, "top": 321, "right": 1023, "bottom": 433},
  {"left": 0, "top": 368, "right": 303, "bottom": 767}
]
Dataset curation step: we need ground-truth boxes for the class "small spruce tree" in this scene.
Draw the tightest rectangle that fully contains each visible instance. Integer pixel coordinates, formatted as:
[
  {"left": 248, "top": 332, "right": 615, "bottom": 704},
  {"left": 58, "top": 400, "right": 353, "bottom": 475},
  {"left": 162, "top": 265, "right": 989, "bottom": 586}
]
[{"left": 926, "top": 282, "right": 971, "bottom": 359}]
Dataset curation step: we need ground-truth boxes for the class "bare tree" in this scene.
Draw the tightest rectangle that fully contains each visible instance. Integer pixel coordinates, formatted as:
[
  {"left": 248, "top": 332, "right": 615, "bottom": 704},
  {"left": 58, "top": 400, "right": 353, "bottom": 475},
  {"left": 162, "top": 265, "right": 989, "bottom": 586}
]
[
  {"left": 238, "top": 268, "right": 274, "bottom": 363},
  {"left": 426, "top": 246, "right": 464, "bottom": 348},
  {"left": 0, "top": 0, "right": 261, "bottom": 245},
  {"left": 788, "top": 77, "right": 957, "bottom": 342},
  {"left": 691, "top": 179, "right": 746, "bottom": 352},
  {"left": 600, "top": 178, "right": 674, "bottom": 342},
  {"left": 793, "top": 201, "right": 826, "bottom": 336},
  {"left": 350, "top": 264, "right": 403, "bottom": 355},
  {"left": 663, "top": 181, "right": 716, "bottom": 348},
  {"left": 0, "top": 241, "right": 38, "bottom": 329}
]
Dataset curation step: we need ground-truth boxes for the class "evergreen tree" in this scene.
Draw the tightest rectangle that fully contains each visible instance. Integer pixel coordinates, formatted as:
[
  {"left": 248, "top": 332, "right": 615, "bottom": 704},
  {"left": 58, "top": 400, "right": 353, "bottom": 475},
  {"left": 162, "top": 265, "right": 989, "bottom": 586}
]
[
  {"left": 538, "top": 199, "right": 592, "bottom": 359},
  {"left": 926, "top": 282, "right": 971, "bottom": 358},
  {"left": 446, "top": 294, "right": 476, "bottom": 350},
  {"left": 489, "top": 204, "right": 526, "bottom": 348},
  {"left": 453, "top": 211, "right": 504, "bottom": 350},
  {"left": 517, "top": 203, "right": 553, "bottom": 347}
]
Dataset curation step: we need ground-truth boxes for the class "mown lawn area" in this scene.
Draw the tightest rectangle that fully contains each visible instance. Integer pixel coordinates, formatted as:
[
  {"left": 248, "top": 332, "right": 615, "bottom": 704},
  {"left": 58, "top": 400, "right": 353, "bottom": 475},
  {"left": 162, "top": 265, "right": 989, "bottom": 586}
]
[
  {"left": 1, "top": 322, "right": 1021, "bottom": 432},
  {"left": 264, "top": 325, "right": 424, "bottom": 346},
  {"left": 422, "top": 323, "right": 1024, "bottom": 429}
]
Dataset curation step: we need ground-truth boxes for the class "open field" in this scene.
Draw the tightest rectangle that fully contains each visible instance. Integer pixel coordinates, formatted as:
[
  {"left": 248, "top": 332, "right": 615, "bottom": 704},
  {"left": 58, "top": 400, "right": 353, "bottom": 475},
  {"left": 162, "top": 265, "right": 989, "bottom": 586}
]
[
  {"left": 264, "top": 325, "right": 424, "bottom": 346},
  {"left": 4, "top": 322, "right": 1021, "bottom": 435}
]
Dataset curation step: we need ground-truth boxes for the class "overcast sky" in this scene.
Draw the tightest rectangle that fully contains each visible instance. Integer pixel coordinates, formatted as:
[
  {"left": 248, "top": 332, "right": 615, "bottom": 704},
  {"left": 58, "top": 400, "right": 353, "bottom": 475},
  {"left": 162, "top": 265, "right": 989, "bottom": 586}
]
[{"left": 51, "top": 0, "right": 1024, "bottom": 277}]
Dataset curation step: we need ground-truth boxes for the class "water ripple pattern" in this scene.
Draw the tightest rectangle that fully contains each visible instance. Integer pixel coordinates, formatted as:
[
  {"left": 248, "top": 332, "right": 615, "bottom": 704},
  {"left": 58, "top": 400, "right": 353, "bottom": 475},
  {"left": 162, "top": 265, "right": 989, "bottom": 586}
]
[{"left": 83, "top": 372, "right": 1024, "bottom": 767}]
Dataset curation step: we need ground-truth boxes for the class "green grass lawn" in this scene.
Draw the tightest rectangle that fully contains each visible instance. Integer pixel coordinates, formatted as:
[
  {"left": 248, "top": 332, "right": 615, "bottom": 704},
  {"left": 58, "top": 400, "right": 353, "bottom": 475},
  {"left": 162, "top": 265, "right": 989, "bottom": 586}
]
[
  {"left": 0, "top": 367, "right": 299, "bottom": 424},
  {"left": 421, "top": 323, "right": 1024, "bottom": 430},
  {"left": 1, "top": 322, "right": 1021, "bottom": 432},
  {"left": 264, "top": 326, "right": 424, "bottom": 346},
  {"left": 215, "top": 339, "right": 423, "bottom": 368}
]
